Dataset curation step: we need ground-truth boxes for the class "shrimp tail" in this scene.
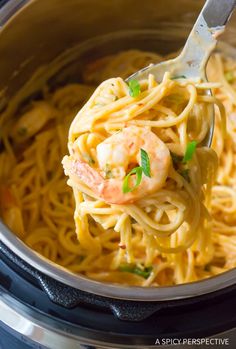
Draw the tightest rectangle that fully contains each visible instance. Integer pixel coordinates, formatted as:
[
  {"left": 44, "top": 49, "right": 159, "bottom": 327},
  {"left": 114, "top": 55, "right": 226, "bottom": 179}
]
[{"left": 62, "top": 156, "right": 131, "bottom": 204}]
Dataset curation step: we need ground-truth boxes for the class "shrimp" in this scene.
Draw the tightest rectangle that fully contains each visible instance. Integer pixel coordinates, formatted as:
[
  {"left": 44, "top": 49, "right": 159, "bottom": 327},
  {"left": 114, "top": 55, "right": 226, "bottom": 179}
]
[
  {"left": 12, "top": 101, "right": 55, "bottom": 143},
  {"left": 0, "top": 185, "right": 25, "bottom": 238},
  {"left": 63, "top": 126, "right": 171, "bottom": 204}
]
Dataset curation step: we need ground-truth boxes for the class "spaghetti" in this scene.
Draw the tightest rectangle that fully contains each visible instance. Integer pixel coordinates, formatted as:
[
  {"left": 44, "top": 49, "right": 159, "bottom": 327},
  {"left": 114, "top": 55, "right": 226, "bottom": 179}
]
[{"left": 0, "top": 49, "right": 235, "bottom": 286}]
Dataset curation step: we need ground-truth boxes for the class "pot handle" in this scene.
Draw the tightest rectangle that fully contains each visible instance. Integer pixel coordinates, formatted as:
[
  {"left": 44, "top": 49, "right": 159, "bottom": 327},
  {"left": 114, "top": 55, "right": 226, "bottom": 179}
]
[
  {"left": 38, "top": 273, "right": 162, "bottom": 321},
  {"left": 0, "top": 241, "right": 162, "bottom": 321}
]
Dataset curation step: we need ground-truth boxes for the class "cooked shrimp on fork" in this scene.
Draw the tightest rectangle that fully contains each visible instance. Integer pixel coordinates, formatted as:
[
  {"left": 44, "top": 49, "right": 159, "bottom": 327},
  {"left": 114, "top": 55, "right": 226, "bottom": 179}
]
[{"left": 63, "top": 126, "right": 171, "bottom": 204}]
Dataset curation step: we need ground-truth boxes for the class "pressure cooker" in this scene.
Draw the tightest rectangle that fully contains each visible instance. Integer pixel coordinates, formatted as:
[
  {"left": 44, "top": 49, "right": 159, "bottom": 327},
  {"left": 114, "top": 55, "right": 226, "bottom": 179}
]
[{"left": 0, "top": 0, "right": 236, "bottom": 348}]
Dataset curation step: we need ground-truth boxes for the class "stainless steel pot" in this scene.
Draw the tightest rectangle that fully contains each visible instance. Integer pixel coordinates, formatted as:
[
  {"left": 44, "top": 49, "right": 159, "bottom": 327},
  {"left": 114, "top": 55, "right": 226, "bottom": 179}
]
[{"left": 0, "top": 0, "right": 236, "bottom": 303}]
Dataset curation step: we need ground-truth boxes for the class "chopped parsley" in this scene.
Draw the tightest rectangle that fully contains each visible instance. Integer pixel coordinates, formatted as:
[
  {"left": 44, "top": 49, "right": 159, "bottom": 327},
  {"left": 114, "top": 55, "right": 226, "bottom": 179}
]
[
  {"left": 171, "top": 75, "right": 186, "bottom": 80},
  {"left": 140, "top": 148, "right": 151, "bottom": 177},
  {"left": 119, "top": 264, "right": 153, "bottom": 279},
  {"left": 182, "top": 141, "right": 197, "bottom": 163},
  {"left": 122, "top": 149, "right": 151, "bottom": 193},
  {"left": 128, "top": 79, "right": 141, "bottom": 98},
  {"left": 122, "top": 166, "right": 143, "bottom": 193}
]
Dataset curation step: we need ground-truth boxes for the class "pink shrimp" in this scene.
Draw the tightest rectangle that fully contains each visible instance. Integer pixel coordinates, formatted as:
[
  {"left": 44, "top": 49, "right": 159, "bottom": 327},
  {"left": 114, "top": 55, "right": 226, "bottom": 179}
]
[{"left": 63, "top": 126, "right": 171, "bottom": 204}]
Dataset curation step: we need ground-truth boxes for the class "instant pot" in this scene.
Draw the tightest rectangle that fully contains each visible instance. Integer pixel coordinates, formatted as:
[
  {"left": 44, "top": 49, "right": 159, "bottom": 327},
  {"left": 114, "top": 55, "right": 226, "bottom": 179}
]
[{"left": 0, "top": 1, "right": 236, "bottom": 348}]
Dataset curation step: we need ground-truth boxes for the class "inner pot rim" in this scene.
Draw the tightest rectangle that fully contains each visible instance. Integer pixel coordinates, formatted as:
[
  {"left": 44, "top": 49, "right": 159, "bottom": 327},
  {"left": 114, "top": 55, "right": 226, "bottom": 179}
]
[{"left": 1, "top": 221, "right": 235, "bottom": 301}]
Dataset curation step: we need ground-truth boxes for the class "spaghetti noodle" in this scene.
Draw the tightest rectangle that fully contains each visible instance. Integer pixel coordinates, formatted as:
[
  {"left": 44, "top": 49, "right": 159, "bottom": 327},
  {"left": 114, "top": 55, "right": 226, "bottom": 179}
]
[{"left": 0, "top": 49, "right": 235, "bottom": 286}]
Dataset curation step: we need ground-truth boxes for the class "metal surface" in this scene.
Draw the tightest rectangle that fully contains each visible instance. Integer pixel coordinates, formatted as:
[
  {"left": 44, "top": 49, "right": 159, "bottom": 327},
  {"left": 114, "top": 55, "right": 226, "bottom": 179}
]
[
  {"left": 0, "top": 293, "right": 113, "bottom": 349},
  {"left": 128, "top": 0, "right": 236, "bottom": 147},
  {"left": 129, "top": 0, "right": 236, "bottom": 80},
  {"left": 203, "top": 0, "right": 236, "bottom": 27},
  {"left": 0, "top": 258, "right": 235, "bottom": 349},
  {"left": 0, "top": 0, "right": 235, "bottom": 303},
  {"left": 0, "top": 290, "right": 235, "bottom": 349}
]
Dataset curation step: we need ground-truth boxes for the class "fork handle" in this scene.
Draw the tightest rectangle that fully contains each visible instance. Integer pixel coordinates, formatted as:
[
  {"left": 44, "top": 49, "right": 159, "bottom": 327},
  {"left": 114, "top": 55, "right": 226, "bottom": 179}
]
[
  {"left": 180, "top": 0, "right": 236, "bottom": 77},
  {"left": 203, "top": 0, "right": 236, "bottom": 27}
]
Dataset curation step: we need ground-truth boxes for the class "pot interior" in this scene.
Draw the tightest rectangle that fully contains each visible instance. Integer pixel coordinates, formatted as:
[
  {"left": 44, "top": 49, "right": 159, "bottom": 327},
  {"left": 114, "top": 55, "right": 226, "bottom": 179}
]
[{"left": 0, "top": 0, "right": 236, "bottom": 301}]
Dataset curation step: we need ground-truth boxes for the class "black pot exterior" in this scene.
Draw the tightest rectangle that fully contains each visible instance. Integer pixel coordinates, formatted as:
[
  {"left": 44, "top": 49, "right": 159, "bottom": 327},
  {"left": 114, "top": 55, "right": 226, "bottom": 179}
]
[{"left": 1, "top": 241, "right": 236, "bottom": 326}]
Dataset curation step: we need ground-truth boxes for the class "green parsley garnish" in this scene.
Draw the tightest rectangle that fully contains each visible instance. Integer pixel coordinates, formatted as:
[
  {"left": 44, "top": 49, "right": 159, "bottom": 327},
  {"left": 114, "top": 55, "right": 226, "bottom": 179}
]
[
  {"left": 128, "top": 79, "right": 141, "bottom": 98},
  {"left": 182, "top": 141, "right": 197, "bottom": 163},
  {"left": 225, "top": 71, "right": 234, "bottom": 83},
  {"left": 140, "top": 148, "right": 151, "bottom": 177},
  {"left": 122, "top": 167, "right": 143, "bottom": 193},
  {"left": 119, "top": 264, "right": 153, "bottom": 279},
  {"left": 171, "top": 75, "right": 186, "bottom": 80},
  {"left": 122, "top": 149, "right": 151, "bottom": 193}
]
